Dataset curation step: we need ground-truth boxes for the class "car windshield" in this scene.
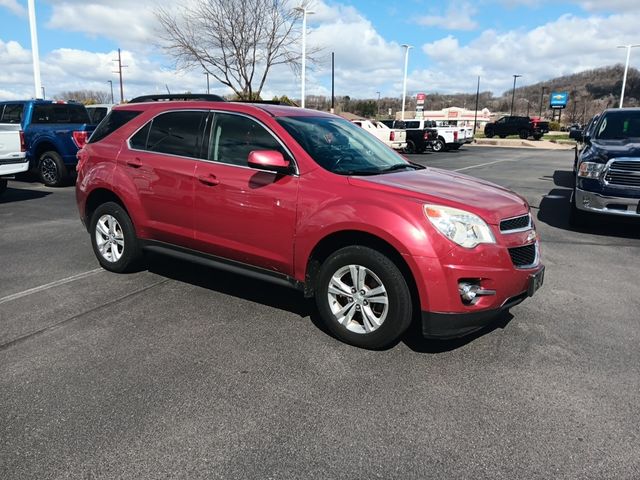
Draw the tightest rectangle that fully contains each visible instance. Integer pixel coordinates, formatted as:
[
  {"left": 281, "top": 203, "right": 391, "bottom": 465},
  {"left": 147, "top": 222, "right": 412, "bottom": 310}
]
[
  {"left": 595, "top": 111, "right": 640, "bottom": 140},
  {"left": 277, "top": 116, "right": 418, "bottom": 175}
]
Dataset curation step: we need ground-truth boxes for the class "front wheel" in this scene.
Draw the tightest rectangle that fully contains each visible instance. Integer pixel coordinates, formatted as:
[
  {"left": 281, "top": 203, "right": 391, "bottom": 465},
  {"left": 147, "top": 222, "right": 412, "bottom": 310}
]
[
  {"left": 90, "top": 202, "right": 142, "bottom": 272},
  {"left": 315, "top": 246, "right": 413, "bottom": 349},
  {"left": 39, "top": 151, "right": 68, "bottom": 187}
]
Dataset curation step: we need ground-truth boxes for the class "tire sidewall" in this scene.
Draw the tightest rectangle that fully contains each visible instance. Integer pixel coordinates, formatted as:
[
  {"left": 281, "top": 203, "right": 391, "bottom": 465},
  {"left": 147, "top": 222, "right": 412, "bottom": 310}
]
[
  {"left": 315, "top": 246, "right": 412, "bottom": 349},
  {"left": 90, "top": 202, "right": 140, "bottom": 272},
  {"left": 432, "top": 139, "right": 444, "bottom": 152},
  {"left": 39, "top": 151, "right": 67, "bottom": 187}
]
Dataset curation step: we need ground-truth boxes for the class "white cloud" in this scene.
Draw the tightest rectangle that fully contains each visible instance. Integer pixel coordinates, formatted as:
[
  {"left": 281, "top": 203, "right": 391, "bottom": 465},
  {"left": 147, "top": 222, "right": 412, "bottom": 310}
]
[
  {"left": 0, "top": 0, "right": 26, "bottom": 17},
  {"left": 576, "top": 0, "right": 639, "bottom": 11},
  {"left": 414, "top": 2, "right": 478, "bottom": 31}
]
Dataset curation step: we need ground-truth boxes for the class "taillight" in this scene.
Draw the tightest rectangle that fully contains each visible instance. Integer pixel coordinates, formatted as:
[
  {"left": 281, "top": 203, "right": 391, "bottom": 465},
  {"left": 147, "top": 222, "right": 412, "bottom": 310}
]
[
  {"left": 390, "top": 131, "right": 395, "bottom": 141},
  {"left": 19, "top": 131, "right": 26, "bottom": 152},
  {"left": 72, "top": 131, "right": 89, "bottom": 149},
  {"left": 454, "top": 131, "right": 458, "bottom": 141},
  {"left": 423, "top": 131, "right": 429, "bottom": 140}
]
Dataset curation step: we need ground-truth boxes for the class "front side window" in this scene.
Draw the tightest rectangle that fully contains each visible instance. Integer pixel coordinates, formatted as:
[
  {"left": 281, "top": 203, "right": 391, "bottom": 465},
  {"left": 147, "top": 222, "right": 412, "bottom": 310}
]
[
  {"left": 0, "top": 104, "right": 24, "bottom": 124},
  {"left": 208, "top": 113, "right": 286, "bottom": 166},
  {"left": 277, "top": 116, "right": 419, "bottom": 175},
  {"left": 144, "top": 111, "right": 208, "bottom": 158}
]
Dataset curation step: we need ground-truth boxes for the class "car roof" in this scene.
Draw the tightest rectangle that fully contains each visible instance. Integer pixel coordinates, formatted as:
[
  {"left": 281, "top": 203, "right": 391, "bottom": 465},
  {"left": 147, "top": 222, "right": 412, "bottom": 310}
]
[{"left": 117, "top": 100, "right": 335, "bottom": 119}]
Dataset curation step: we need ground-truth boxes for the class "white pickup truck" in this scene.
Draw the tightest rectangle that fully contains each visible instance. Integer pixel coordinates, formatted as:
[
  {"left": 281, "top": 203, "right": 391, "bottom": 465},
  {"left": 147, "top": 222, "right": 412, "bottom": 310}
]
[
  {"left": 0, "top": 125, "right": 28, "bottom": 196},
  {"left": 405, "top": 119, "right": 473, "bottom": 152},
  {"left": 351, "top": 119, "right": 407, "bottom": 151}
]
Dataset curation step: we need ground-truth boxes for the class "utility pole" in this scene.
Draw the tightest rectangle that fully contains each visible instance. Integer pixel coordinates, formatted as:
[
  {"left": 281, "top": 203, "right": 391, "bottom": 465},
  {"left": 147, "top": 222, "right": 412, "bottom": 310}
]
[
  {"left": 112, "top": 49, "right": 127, "bottom": 103},
  {"left": 376, "top": 91, "right": 380, "bottom": 117},
  {"left": 617, "top": 44, "right": 640, "bottom": 108},
  {"left": 107, "top": 80, "right": 114, "bottom": 103},
  {"left": 539, "top": 86, "right": 546, "bottom": 118}
]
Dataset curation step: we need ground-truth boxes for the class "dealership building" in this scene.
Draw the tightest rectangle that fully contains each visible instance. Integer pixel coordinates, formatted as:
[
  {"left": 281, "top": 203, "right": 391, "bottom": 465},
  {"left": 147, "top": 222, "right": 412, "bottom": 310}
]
[{"left": 397, "top": 107, "right": 494, "bottom": 129}]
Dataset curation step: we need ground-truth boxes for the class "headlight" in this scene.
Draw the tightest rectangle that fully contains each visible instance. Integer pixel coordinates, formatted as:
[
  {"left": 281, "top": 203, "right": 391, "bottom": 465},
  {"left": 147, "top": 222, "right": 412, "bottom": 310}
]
[
  {"left": 423, "top": 204, "right": 496, "bottom": 248},
  {"left": 577, "top": 162, "right": 605, "bottom": 178}
]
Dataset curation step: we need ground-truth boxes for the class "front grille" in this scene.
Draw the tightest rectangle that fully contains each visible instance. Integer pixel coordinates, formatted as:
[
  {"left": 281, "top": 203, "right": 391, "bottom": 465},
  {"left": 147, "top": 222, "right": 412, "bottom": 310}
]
[
  {"left": 509, "top": 243, "right": 537, "bottom": 268},
  {"left": 500, "top": 214, "right": 531, "bottom": 232},
  {"left": 605, "top": 160, "right": 640, "bottom": 187}
]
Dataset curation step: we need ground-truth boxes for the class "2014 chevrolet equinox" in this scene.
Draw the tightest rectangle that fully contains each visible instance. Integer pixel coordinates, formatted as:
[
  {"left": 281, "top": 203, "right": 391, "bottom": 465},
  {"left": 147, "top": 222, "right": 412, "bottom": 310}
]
[{"left": 76, "top": 96, "right": 544, "bottom": 349}]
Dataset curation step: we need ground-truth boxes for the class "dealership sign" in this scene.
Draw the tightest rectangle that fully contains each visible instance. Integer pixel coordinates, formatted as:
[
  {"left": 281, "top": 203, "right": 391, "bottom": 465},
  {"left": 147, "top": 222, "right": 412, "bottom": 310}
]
[
  {"left": 416, "top": 93, "right": 426, "bottom": 112},
  {"left": 550, "top": 91, "right": 569, "bottom": 109}
]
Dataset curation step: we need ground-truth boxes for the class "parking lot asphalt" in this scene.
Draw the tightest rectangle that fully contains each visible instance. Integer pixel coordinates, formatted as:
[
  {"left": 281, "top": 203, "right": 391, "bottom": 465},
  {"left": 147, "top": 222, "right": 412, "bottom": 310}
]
[{"left": 1, "top": 147, "right": 639, "bottom": 479}]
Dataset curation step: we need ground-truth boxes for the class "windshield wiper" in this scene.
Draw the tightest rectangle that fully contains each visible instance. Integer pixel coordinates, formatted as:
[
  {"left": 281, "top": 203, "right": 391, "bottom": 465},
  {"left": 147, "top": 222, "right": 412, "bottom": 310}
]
[{"left": 378, "top": 163, "right": 419, "bottom": 173}]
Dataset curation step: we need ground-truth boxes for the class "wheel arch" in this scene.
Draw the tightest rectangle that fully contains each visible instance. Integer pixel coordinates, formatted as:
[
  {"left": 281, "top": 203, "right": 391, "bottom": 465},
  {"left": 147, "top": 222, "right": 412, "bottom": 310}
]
[
  {"left": 303, "top": 230, "right": 421, "bottom": 317},
  {"left": 84, "top": 188, "right": 130, "bottom": 232}
]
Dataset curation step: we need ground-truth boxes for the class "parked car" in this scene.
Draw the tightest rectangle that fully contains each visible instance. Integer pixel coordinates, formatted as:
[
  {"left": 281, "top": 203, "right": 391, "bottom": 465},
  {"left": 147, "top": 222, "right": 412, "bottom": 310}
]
[
  {"left": 0, "top": 100, "right": 95, "bottom": 186},
  {"left": 570, "top": 108, "right": 640, "bottom": 225},
  {"left": 0, "top": 123, "right": 28, "bottom": 196},
  {"left": 351, "top": 119, "right": 407, "bottom": 151},
  {"left": 484, "top": 116, "right": 549, "bottom": 140},
  {"left": 76, "top": 96, "right": 544, "bottom": 349},
  {"left": 380, "top": 119, "right": 438, "bottom": 154},
  {"left": 86, "top": 104, "right": 114, "bottom": 124}
]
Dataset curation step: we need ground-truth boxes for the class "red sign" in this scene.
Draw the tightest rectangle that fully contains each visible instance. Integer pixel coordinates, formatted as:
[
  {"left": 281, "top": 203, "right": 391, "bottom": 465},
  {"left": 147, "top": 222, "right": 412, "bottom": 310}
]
[{"left": 416, "top": 93, "right": 426, "bottom": 104}]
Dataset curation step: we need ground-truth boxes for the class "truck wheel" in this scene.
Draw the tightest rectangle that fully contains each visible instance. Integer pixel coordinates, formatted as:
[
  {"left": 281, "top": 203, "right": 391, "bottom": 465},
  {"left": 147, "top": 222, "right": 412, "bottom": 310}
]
[
  {"left": 90, "top": 202, "right": 142, "bottom": 273},
  {"left": 0, "top": 179, "right": 7, "bottom": 196},
  {"left": 569, "top": 189, "right": 590, "bottom": 228},
  {"left": 485, "top": 129, "right": 494, "bottom": 138},
  {"left": 432, "top": 138, "right": 446, "bottom": 152},
  {"left": 533, "top": 134, "right": 542, "bottom": 140},
  {"left": 39, "top": 151, "right": 68, "bottom": 187},
  {"left": 499, "top": 135, "right": 507, "bottom": 139},
  {"left": 315, "top": 246, "right": 413, "bottom": 350},
  {"left": 404, "top": 140, "right": 416, "bottom": 154},
  {"left": 519, "top": 130, "right": 529, "bottom": 139}
]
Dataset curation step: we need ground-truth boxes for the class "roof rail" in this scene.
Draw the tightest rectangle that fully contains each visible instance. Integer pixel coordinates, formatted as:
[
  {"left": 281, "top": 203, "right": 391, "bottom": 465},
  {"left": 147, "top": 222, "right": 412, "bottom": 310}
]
[
  {"left": 231, "top": 100, "right": 292, "bottom": 106},
  {"left": 129, "top": 94, "right": 226, "bottom": 103}
]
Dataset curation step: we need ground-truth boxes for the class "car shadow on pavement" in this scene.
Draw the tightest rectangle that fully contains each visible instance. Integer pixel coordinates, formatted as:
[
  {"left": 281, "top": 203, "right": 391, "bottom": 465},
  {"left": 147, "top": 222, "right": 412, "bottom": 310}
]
[
  {"left": 401, "top": 311, "right": 514, "bottom": 353},
  {"left": 537, "top": 171, "right": 640, "bottom": 240},
  {"left": 0, "top": 186, "right": 51, "bottom": 203}
]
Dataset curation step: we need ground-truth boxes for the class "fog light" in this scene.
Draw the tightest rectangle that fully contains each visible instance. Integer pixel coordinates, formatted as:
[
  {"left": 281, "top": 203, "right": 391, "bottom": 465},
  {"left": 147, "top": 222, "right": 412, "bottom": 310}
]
[
  {"left": 582, "top": 194, "right": 590, "bottom": 207},
  {"left": 458, "top": 281, "right": 497, "bottom": 305}
]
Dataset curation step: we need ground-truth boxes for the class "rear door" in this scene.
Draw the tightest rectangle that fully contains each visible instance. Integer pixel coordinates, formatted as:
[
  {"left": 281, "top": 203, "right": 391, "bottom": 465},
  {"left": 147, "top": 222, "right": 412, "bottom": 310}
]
[
  {"left": 120, "top": 110, "right": 208, "bottom": 247},
  {"left": 192, "top": 111, "right": 299, "bottom": 274}
]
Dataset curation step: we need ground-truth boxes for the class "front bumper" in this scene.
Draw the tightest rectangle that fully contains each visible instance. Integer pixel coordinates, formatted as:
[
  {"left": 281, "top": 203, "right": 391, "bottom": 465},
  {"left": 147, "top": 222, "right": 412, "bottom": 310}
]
[
  {"left": 0, "top": 157, "right": 29, "bottom": 177},
  {"left": 422, "top": 265, "right": 545, "bottom": 339},
  {"left": 575, "top": 187, "right": 640, "bottom": 218}
]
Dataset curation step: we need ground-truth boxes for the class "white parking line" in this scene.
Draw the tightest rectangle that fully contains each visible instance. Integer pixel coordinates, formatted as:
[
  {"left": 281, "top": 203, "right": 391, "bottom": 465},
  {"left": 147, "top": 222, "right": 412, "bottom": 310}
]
[
  {"left": 454, "top": 158, "right": 519, "bottom": 172},
  {"left": 0, "top": 268, "right": 104, "bottom": 306}
]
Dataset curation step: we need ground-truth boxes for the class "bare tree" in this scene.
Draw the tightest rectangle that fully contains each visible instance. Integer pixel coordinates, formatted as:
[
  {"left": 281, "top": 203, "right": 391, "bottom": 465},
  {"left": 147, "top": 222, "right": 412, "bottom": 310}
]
[
  {"left": 56, "top": 90, "right": 112, "bottom": 104},
  {"left": 156, "top": 0, "right": 313, "bottom": 100}
]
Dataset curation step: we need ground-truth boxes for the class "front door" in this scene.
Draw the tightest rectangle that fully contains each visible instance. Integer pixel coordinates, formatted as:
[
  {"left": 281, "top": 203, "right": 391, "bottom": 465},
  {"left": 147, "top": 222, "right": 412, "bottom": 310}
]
[{"left": 193, "top": 112, "right": 299, "bottom": 275}]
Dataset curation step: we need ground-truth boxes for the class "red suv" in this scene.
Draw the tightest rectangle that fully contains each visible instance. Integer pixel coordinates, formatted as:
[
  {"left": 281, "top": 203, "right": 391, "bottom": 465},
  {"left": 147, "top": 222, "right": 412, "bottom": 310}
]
[{"left": 76, "top": 95, "right": 544, "bottom": 349}]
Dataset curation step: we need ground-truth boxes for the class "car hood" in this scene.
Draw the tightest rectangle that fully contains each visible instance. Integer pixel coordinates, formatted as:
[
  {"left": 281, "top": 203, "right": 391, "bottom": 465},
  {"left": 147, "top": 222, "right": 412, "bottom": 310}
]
[
  {"left": 348, "top": 167, "right": 528, "bottom": 225},
  {"left": 590, "top": 140, "right": 640, "bottom": 160}
]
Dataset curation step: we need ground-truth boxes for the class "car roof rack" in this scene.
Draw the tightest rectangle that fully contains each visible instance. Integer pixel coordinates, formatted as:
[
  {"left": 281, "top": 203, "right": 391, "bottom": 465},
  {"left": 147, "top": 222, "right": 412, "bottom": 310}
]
[{"left": 129, "top": 94, "right": 226, "bottom": 103}]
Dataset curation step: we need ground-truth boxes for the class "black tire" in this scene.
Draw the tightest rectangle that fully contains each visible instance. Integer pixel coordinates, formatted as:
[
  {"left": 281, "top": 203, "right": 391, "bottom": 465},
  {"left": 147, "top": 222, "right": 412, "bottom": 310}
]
[
  {"left": 450, "top": 144, "right": 461, "bottom": 150},
  {"left": 569, "top": 189, "right": 590, "bottom": 228},
  {"left": 519, "top": 129, "right": 529, "bottom": 139},
  {"left": 404, "top": 140, "right": 416, "bottom": 154},
  {"left": 532, "top": 134, "right": 542, "bottom": 140},
  {"left": 485, "top": 129, "right": 494, "bottom": 138},
  {"left": 39, "top": 150, "right": 68, "bottom": 187},
  {"left": 499, "top": 135, "right": 507, "bottom": 139},
  {"left": 315, "top": 246, "right": 413, "bottom": 350},
  {"left": 432, "top": 138, "right": 446, "bottom": 152},
  {"left": 0, "top": 179, "right": 7, "bottom": 196},
  {"left": 90, "top": 202, "right": 142, "bottom": 273}
]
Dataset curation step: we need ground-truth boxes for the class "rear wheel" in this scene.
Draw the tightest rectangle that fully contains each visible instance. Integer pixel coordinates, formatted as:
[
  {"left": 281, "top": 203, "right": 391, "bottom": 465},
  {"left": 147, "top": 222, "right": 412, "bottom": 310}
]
[
  {"left": 404, "top": 140, "right": 416, "bottom": 154},
  {"left": 315, "top": 246, "right": 413, "bottom": 350},
  {"left": 485, "top": 128, "right": 494, "bottom": 138},
  {"left": 532, "top": 133, "right": 542, "bottom": 140},
  {"left": 39, "top": 151, "right": 68, "bottom": 187},
  {"left": 432, "top": 138, "right": 446, "bottom": 152},
  {"left": 499, "top": 135, "right": 507, "bottom": 138},
  {"left": 519, "top": 129, "right": 529, "bottom": 139},
  {"left": 90, "top": 202, "right": 142, "bottom": 272}
]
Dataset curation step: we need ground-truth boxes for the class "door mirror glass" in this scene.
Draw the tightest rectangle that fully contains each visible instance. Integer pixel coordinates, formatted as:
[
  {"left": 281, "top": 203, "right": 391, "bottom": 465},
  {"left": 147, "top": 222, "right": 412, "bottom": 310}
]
[{"left": 248, "top": 150, "right": 290, "bottom": 173}]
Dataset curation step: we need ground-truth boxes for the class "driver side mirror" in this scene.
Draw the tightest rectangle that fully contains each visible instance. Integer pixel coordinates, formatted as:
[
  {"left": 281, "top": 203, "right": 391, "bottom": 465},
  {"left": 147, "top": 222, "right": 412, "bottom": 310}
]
[{"left": 248, "top": 150, "right": 291, "bottom": 174}]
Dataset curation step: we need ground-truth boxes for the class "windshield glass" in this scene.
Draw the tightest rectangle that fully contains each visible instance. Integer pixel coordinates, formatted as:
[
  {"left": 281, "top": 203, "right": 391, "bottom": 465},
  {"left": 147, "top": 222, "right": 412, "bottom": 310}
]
[
  {"left": 595, "top": 110, "right": 640, "bottom": 140},
  {"left": 277, "top": 116, "right": 416, "bottom": 175}
]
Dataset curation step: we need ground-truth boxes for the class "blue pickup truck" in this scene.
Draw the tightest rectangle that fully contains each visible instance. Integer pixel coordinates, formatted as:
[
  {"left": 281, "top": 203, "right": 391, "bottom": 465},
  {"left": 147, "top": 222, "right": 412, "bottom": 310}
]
[{"left": 0, "top": 100, "right": 95, "bottom": 186}]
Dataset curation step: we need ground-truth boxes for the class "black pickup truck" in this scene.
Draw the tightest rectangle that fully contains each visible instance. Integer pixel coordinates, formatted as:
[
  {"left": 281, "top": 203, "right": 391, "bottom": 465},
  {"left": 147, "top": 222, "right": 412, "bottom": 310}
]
[
  {"left": 484, "top": 116, "right": 549, "bottom": 140},
  {"left": 570, "top": 108, "right": 640, "bottom": 225},
  {"left": 380, "top": 119, "right": 438, "bottom": 154}
]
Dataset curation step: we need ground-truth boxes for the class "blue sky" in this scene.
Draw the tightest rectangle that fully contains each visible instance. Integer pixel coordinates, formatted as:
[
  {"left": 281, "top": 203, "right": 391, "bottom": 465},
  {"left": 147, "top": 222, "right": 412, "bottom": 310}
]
[{"left": 0, "top": 0, "right": 638, "bottom": 101}]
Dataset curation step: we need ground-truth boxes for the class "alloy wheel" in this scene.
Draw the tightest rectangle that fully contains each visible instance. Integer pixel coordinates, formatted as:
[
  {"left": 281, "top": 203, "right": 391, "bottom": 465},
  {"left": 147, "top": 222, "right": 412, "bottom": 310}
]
[{"left": 95, "top": 214, "right": 125, "bottom": 262}]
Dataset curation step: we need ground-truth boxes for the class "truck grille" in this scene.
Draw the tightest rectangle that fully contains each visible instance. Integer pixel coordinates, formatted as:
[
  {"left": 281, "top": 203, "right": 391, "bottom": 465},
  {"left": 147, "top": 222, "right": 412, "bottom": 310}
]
[
  {"left": 605, "top": 160, "right": 640, "bottom": 188},
  {"left": 500, "top": 214, "right": 531, "bottom": 232},
  {"left": 508, "top": 243, "right": 537, "bottom": 268}
]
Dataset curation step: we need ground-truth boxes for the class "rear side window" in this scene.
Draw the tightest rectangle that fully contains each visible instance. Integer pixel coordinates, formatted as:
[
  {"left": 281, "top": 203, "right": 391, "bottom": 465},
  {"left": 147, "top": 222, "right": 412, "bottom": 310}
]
[
  {"left": 404, "top": 121, "right": 419, "bottom": 129},
  {"left": 89, "top": 110, "right": 142, "bottom": 144},
  {"left": 0, "top": 104, "right": 24, "bottom": 124},
  {"left": 32, "top": 104, "right": 91, "bottom": 124},
  {"left": 134, "top": 111, "right": 207, "bottom": 158}
]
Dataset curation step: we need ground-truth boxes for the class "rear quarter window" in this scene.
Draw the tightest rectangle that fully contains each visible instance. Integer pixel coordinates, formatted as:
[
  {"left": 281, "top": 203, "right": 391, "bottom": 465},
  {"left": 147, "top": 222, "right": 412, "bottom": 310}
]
[
  {"left": 89, "top": 110, "right": 142, "bottom": 144},
  {"left": 32, "top": 104, "right": 91, "bottom": 124},
  {"left": 0, "top": 104, "right": 24, "bottom": 124}
]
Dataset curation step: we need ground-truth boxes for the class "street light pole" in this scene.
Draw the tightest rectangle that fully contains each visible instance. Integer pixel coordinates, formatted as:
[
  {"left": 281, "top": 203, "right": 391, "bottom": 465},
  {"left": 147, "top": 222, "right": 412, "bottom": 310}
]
[
  {"left": 376, "top": 91, "right": 380, "bottom": 117},
  {"left": 107, "top": 80, "right": 114, "bottom": 104},
  {"left": 539, "top": 86, "right": 546, "bottom": 118},
  {"left": 294, "top": 6, "right": 314, "bottom": 108},
  {"left": 510, "top": 74, "right": 522, "bottom": 116},
  {"left": 27, "top": 0, "right": 42, "bottom": 100},
  {"left": 203, "top": 72, "right": 210, "bottom": 94},
  {"left": 401, "top": 44, "right": 412, "bottom": 121},
  {"left": 617, "top": 44, "right": 640, "bottom": 108}
]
